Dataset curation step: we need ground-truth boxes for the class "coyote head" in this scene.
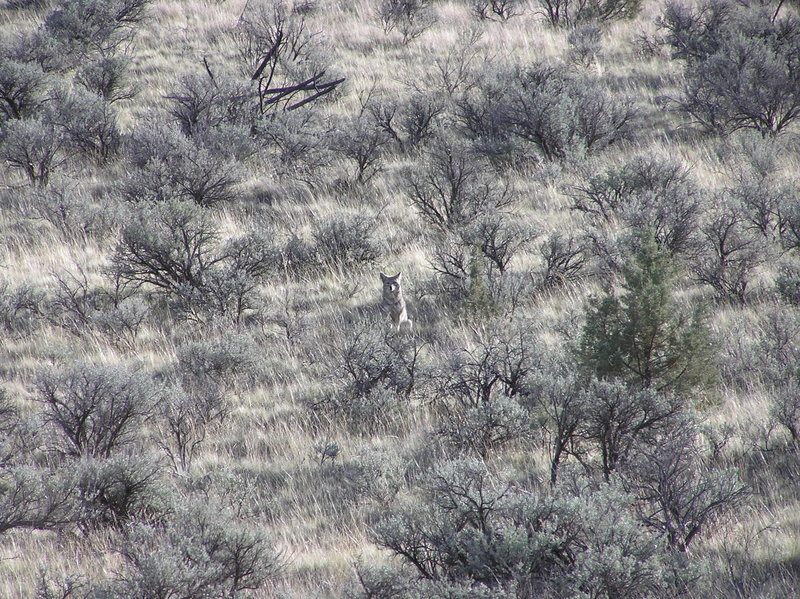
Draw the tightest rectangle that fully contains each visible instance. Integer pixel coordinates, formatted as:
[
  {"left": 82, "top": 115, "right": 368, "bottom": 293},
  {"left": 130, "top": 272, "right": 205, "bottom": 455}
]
[{"left": 380, "top": 272, "right": 402, "bottom": 299}]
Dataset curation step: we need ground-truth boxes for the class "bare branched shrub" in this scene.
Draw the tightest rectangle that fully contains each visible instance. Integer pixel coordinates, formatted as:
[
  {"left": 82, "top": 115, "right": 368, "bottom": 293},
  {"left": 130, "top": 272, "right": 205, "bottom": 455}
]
[
  {"left": 657, "top": 0, "right": 733, "bottom": 62},
  {"left": 157, "top": 384, "right": 228, "bottom": 472},
  {"left": 111, "top": 199, "right": 221, "bottom": 295},
  {"left": 378, "top": 0, "right": 436, "bottom": 44},
  {"left": 573, "top": 154, "right": 690, "bottom": 219},
  {"left": 0, "top": 389, "right": 18, "bottom": 451},
  {"left": 35, "top": 572, "right": 87, "bottom": 599},
  {"left": 692, "top": 203, "right": 766, "bottom": 304},
  {"left": 111, "top": 200, "right": 275, "bottom": 322},
  {"left": 716, "top": 135, "right": 797, "bottom": 241},
  {"left": 538, "top": 232, "right": 588, "bottom": 288},
  {"left": 536, "top": 0, "right": 642, "bottom": 28},
  {"left": 48, "top": 268, "right": 147, "bottom": 347},
  {"left": 580, "top": 379, "right": 684, "bottom": 479},
  {"left": 91, "top": 295, "right": 149, "bottom": 349},
  {"left": 430, "top": 28, "right": 484, "bottom": 97},
  {"left": 743, "top": 307, "right": 800, "bottom": 389},
  {"left": 279, "top": 234, "right": 320, "bottom": 278},
  {"left": 346, "top": 447, "right": 405, "bottom": 504},
  {"left": 624, "top": 425, "right": 746, "bottom": 551},
  {"left": 430, "top": 238, "right": 495, "bottom": 314},
  {"left": 49, "top": 268, "right": 111, "bottom": 334},
  {"left": 0, "top": 117, "right": 65, "bottom": 185},
  {"left": 340, "top": 323, "right": 421, "bottom": 398},
  {"left": 435, "top": 326, "right": 533, "bottom": 409},
  {"left": 165, "top": 72, "right": 255, "bottom": 136},
  {"left": 429, "top": 230, "right": 530, "bottom": 317},
  {"left": 471, "top": 0, "right": 524, "bottom": 22},
  {"left": 234, "top": 0, "right": 340, "bottom": 115},
  {"left": 463, "top": 212, "right": 533, "bottom": 275},
  {"left": 234, "top": 0, "right": 322, "bottom": 79},
  {"left": 188, "top": 232, "right": 277, "bottom": 323},
  {"left": 404, "top": 137, "right": 515, "bottom": 232},
  {"left": 312, "top": 321, "right": 426, "bottom": 432},
  {"left": 367, "top": 91, "right": 446, "bottom": 154},
  {"left": 458, "top": 116, "right": 519, "bottom": 171},
  {"left": 35, "top": 363, "right": 159, "bottom": 458},
  {"left": 333, "top": 113, "right": 390, "bottom": 184},
  {"left": 525, "top": 368, "right": 585, "bottom": 485}
]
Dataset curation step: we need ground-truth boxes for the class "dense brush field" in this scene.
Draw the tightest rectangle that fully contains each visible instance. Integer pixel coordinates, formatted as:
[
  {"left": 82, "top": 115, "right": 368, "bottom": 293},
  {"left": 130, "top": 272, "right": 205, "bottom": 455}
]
[{"left": 2, "top": 0, "right": 800, "bottom": 597}]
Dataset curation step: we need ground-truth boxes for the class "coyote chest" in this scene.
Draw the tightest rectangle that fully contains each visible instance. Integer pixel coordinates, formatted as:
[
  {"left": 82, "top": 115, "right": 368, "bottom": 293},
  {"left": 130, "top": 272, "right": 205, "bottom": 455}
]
[{"left": 380, "top": 272, "right": 412, "bottom": 331}]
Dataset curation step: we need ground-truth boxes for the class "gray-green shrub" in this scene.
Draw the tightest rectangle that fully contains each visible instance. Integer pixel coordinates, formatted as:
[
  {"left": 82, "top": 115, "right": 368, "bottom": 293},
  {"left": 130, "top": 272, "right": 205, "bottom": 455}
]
[
  {"left": 47, "top": 87, "right": 120, "bottom": 162},
  {"left": 0, "top": 280, "right": 45, "bottom": 335},
  {"left": 177, "top": 332, "right": 264, "bottom": 389},
  {"left": 660, "top": 1, "right": 800, "bottom": 136},
  {"left": 0, "top": 58, "right": 49, "bottom": 120},
  {"left": 43, "top": 0, "right": 150, "bottom": 63},
  {"left": 74, "top": 453, "right": 164, "bottom": 530},
  {"left": 122, "top": 123, "right": 244, "bottom": 206},
  {"left": 75, "top": 55, "right": 139, "bottom": 103},
  {"left": 116, "top": 500, "right": 282, "bottom": 599},
  {"left": 572, "top": 154, "right": 703, "bottom": 258},
  {"left": 369, "top": 460, "right": 683, "bottom": 597},
  {"left": 0, "top": 465, "right": 76, "bottom": 534},
  {"left": 468, "top": 62, "right": 636, "bottom": 162}
]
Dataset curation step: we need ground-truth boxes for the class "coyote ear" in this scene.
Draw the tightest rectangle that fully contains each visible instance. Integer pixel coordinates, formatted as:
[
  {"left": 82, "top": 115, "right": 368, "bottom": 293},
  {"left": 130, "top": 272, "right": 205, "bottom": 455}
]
[
  {"left": 395, "top": 272, "right": 402, "bottom": 280},
  {"left": 380, "top": 272, "right": 387, "bottom": 282}
]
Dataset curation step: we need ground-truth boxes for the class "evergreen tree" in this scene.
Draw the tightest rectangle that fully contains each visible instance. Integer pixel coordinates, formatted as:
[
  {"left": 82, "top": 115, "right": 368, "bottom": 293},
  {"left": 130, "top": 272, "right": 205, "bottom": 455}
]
[{"left": 579, "top": 233, "right": 716, "bottom": 393}]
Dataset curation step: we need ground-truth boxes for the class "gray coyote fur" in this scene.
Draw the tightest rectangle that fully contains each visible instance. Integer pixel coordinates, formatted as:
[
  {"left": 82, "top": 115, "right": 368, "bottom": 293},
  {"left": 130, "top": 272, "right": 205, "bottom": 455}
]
[{"left": 380, "top": 272, "right": 412, "bottom": 331}]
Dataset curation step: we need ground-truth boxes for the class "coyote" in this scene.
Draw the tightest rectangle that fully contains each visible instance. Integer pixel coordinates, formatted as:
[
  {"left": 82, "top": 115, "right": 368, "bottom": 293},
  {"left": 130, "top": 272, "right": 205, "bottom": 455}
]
[{"left": 380, "top": 272, "right": 413, "bottom": 332}]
